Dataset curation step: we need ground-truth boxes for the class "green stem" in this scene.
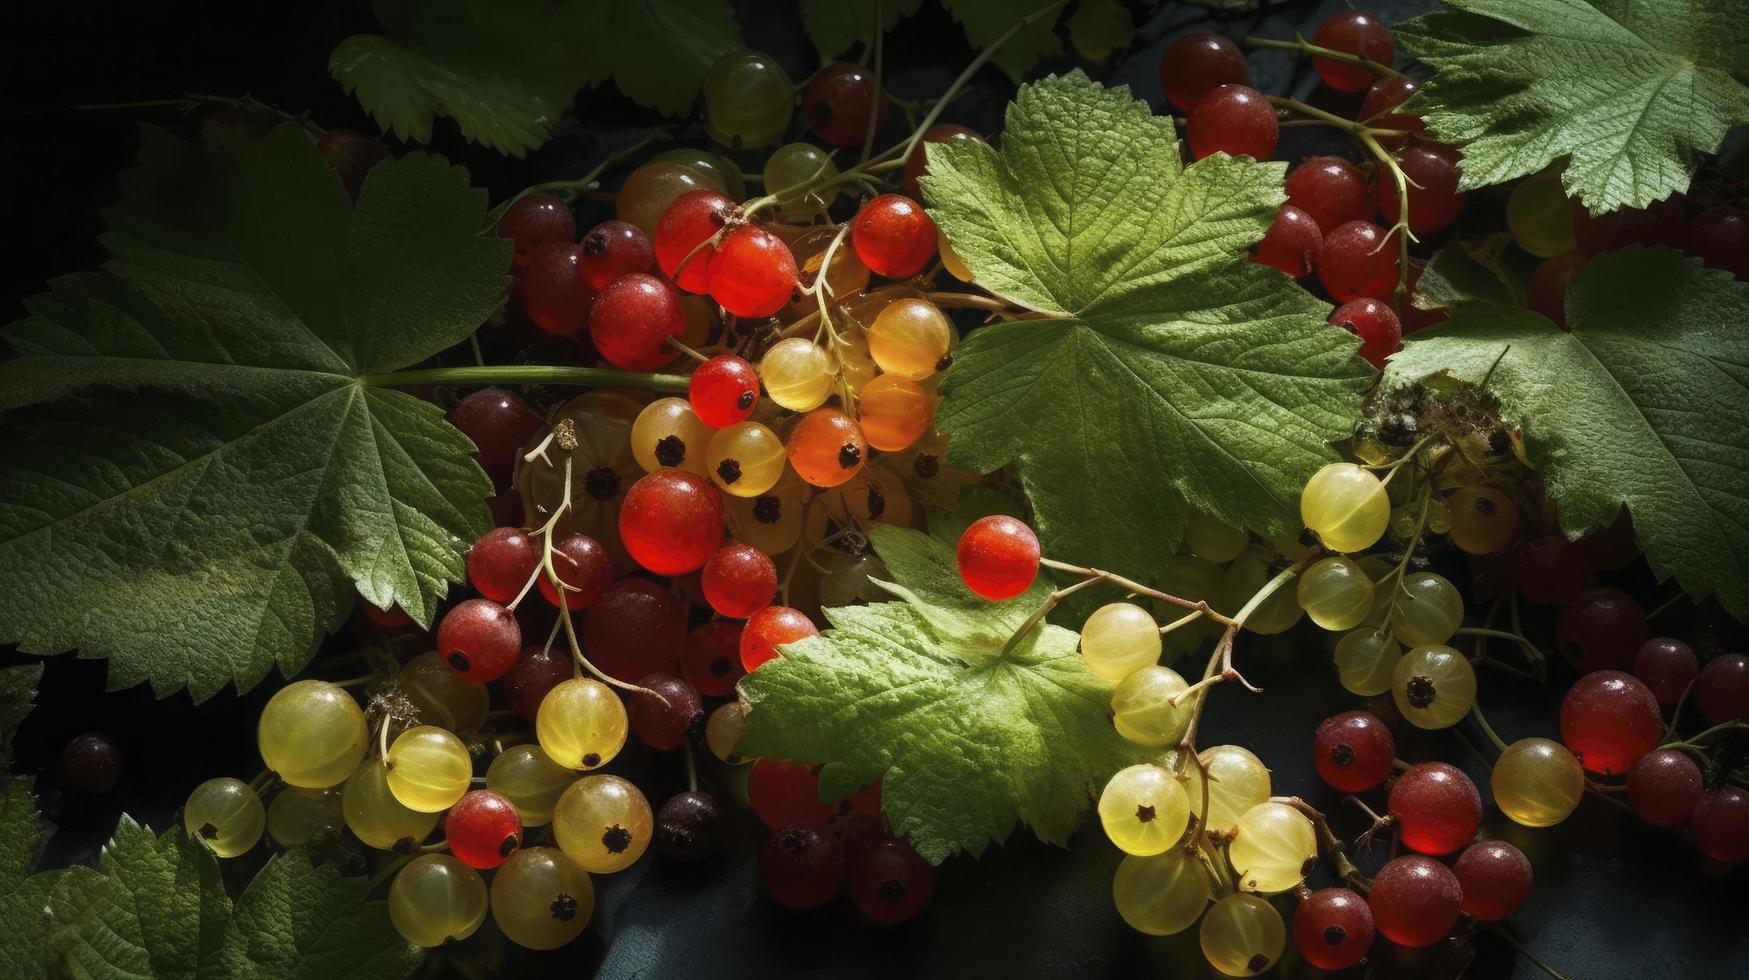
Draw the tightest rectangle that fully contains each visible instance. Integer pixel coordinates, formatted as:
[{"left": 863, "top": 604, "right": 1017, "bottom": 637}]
[
  {"left": 1469, "top": 701, "right": 1509, "bottom": 754},
  {"left": 1243, "top": 35, "right": 1407, "bottom": 79},
  {"left": 359, "top": 364, "right": 689, "bottom": 393}
]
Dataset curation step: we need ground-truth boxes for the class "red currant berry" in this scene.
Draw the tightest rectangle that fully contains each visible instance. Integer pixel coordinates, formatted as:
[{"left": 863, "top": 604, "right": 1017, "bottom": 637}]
[
  {"left": 1313, "top": 710, "right": 1395, "bottom": 793},
  {"left": 449, "top": 388, "right": 543, "bottom": 487},
  {"left": 1452, "top": 840, "right": 1532, "bottom": 920},
  {"left": 1317, "top": 220, "right": 1399, "bottom": 302},
  {"left": 1560, "top": 670, "right": 1662, "bottom": 775},
  {"left": 759, "top": 824, "right": 846, "bottom": 910},
  {"left": 707, "top": 226, "right": 799, "bottom": 318},
  {"left": 1634, "top": 637, "right": 1699, "bottom": 705},
  {"left": 1697, "top": 653, "right": 1749, "bottom": 724},
  {"left": 1251, "top": 205, "right": 1323, "bottom": 278},
  {"left": 701, "top": 542, "right": 779, "bottom": 618},
  {"left": 847, "top": 838, "right": 934, "bottom": 924},
  {"left": 1186, "top": 84, "right": 1277, "bottom": 160},
  {"left": 502, "top": 645, "right": 574, "bottom": 723},
  {"left": 786, "top": 409, "right": 868, "bottom": 489},
  {"left": 1626, "top": 748, "right": 1703, "bottom": 827},
  {"left": 852, "top": 194, "right": 938, "bottom": 278},
  {"left": 1330, "top": 296, "right": 1402, "bottom": 368},
  {"left": 653, "top": 188, "right": 734, "bottom": 293},
  {"left": 1158, "top": 33, "right": 1252, "bottom": 113},
  {"left": 1692, "top": 787, "right": 1749, "bottom": 862},
  {"left": 681, "top": 620, "right": 746, "bottom": 697},
  {"left": 584, "top": 578, "right": 688, "bottom": 681},
  {"left": 1374, "top": 140, "right": 1468, "bottom": 234},
  {"left": 436, "top": 598, "right": 522, "bottom": 683},
  {"left": 1312, "top": 10, "right": 1396, "bottom": 93},
  {"left": 446, "top": 790, "right": 523, "bottom": 869},
  {"left": 619, "top": 469, "right": 724, "bottom": 576},
  {"left": 496, "top": 194, "right": 574, "bottom": 268},
  {"left": 1687, "top": 205, "right": 1749, "bottom": 280},
  {"left": 360, "top": 601, "right": 414, "bottom": 630},
  {"left": 590, "top": 272, "right": 684, "bottom": 372},
  {"left": 741, "top": 605, "right": 819, "bottom": 672},
  {"left": 1526, "top": 251, "right": 1587, "bottom": 330},
  {"left": 956, "top": 515, "right": 1040, "bottom": 601},
  {"left": 537, "top": 533, "right": 615, "bottom": 610},
  {"left": 467, "top": 527, "right": 540, "bottom": 604},
  {"left": 1572, "top": 197, "right": 1689, "bottom": 257},
  {"left": 803, "top": 62, "right": 889, "bottom": 148},
  {"left": 1286, "top": 156, "right": 1374, "bottom": 232},
  {"left": 1359, "top": 76, "right": 1425, "bottom": 144},
  {"left": 317, "top": 128, "right": 391, "bottom": 203},
  {"left": 629, "top": 673, "right": 705, "bottom": 751},
  {"left": 688, "top": 353, "right": 761, "bottom": 428},
  {"left": 60, "top": 733, "right": 122, "bottom": 795},
  {"left": 1369, "top": 855, "right": 1462, "bottom": 948},
  {"left": 1509, "top": 534, "right": 1590, "bottom": 605},
  {"left": 655, "top": 789, "right": 724, "bottom": 862},
  {"left": 578, "top": 220, "right": 655, "bottom": 291},
  {"left": 1389, "top": 762, "right": 1482, "bottom": 855},
  {"left": 1555, "top": 587, "right": 1648, "bottom": 674},
  {"left": 1294, "top": 887, "right": 1374, "bottom": 970},
  {"left": 517, "top": 242, "right": 593, "bottom": 336},
  {"left": 748, "top": 758, "right": 835, "bottom": 830}
]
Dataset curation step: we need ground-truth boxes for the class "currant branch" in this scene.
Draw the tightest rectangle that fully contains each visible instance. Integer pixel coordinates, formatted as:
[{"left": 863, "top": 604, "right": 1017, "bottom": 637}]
[{"left": 1242, "top": 35, "right": 1407, "bottom": 79}]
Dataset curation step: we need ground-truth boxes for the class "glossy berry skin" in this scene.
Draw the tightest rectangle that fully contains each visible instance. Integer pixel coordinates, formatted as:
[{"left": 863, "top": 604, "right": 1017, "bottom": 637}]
[
  {"left": 1186, "top": 84, "right": 1277, "bottom": 160},
  {"left": 655, "top": 790, "right": 724, "bottom": 862},
  {"left": 1572, "top": 197, "right": 1689, "bottom": 257},
  {"left": 786, "top": 409, "right": 867, "bottom": 488},
  {"left": 848, "top": 839, "right": 935, "bottom": 925},
  {"left": 681, "top": 620, "right": 745, "bottom": 697},
  {"left": 619, "top": 469, "right": 724, "bottom": 576},
  {"left": 1329, "top": 297, "right": 1402, "bottom": 368},
  {"left": 708, "top": 226, "right": 799, "bottom": 318},
  {"left": 653, "top": 188, "right": 734, "bottom": 292},
  {"left": 1251, "top": 205, "right": 1322, "bottom": 278},
  {"left": 502, "top": 646, "right": 575, "bottom": 723},
  {"left": 1312, "top": 711, "right": 1395, "bottom": 793},
  {"left": 956, "top": 515, "right": 1040, "bottom": 601},
  {"left": 803, "top": 62, "right": 889, "bottom": 148},
  {"left": 741, "top": 606, "right": 820, "bottom": 672},
  {"left": 1389, "top": 762, "right": 1482, "bottom": 855},
  {"left": 628, "top": 673, "right": 705, "bottom": 750},
  {"left": 450, "top": 388, "right": 544, "bottom": 488},
  {"left": 578, "top": 220, "right": 654, "bottom": 291},
  {"left": 518, "top": 243, "right": 593, "bottom": 337},
  {"left": 584, "top": 579, "right": 688, "bottom": 681},
  {"left": 1634, "top": 637, "right": 1700, "bottom": 705},
  {"left": 852, "top": 194, "right": 938, "bottom": 278},
  {"left": 760, "top": 824, "right": 846, "bottom": 910},
  {"left": 1453, "top": 841, "right": 1532, "bottom": 921},
  {"left": 1526, "top": 251, "right": 1587, "bottom": 329},
  {"left": 447, "top": 790, "right": 523, "bottom": 870},
  {"left": 1293, "top": 887, "right": 1374, "bottom": 971},
  {"left": 1158, "top": 33, "right": 1252, "bottom": 113},
  {"left": 1318, "top": 221, "right": 1399, "bottom": 302},
  {"left": 1359, "top": 76, "right": 1425, "bottom": 141},
  {"left": 688, "top": 354, "right": 761, "bottom": 428},
  {"left": 1312, "top": 11, "right": 1396, "bottom": 93},
  {"left": 1369, "top": 855, "right": 1462, "bottom": 948},
  {"left": 497, "top": 194, "right": 575, "bottom": 267},
  {"left": 1554, "top": 587, "right": 1647, "bottom": 674},
  {"left": 537, "top": 533, "right": 615, "bottom": 610},
  {"left": 589, "top": 273, "right": 683, "bottom": 372},
  {"left": 1286, "top": 157, "right": 1374, "bottom": 233},
  {"left": 1697, "top": 654, "right": 1749, "bottom": 724},
  {"left": 747, "top": 758, "right": 835, "bottom": 829},
  {"left": 1687, "top": 205, "right": 1749, "bottom": 279},
  {"left": 902, "top": 124, "right": 981, "bottom": 199},
  {"left": 60, "top": 733, "right": 122, "bottom": 795},
  {"left": 467, "top": 527, "right": 540, "bottom": 604},
  {"left": 437, "top": 599, "right": 522, "bottom": 682},
  {"left": 1625, "top": 749, "right": 1703, "bottom": 827},
  {"left": 1373, "top": 141, "right": 1468, "bottom": 234},
  {"left": 1560, "top": 670, "right": 1662, "bottom": 775},
  {"left": 701, "top": 542, "right": 778, "bottom": 618},
  {"left": 1691, "top": 788, "right": 1749, "bottom": 862}
]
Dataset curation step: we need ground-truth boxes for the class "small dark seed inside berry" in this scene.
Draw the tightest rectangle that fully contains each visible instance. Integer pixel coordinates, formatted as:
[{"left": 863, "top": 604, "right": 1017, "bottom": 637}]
[{"left": 1247, "top": 953, "right": 1269, "bottom": 973}]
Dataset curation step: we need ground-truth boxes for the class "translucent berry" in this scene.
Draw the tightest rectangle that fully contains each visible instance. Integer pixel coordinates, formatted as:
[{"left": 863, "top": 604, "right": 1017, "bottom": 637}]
[
  {"left": 437, "top": 598, "right": 522, "bottom": 683},
  {"left": 1186, "top": 84, "right": 1277, "bottom": 160},
  {"left": 741, "top": 605, "right": 819, "bottom": 671},
  {"left": 578, "top": 220, "right": 654, "bottom": 291},
  {"left": 1251, "top": 205, "right": 1322, "bottom": 278},
  {"left": 447, "top": 790, "right": 524, "bottom": 869},
  {"left": 852, "top": 194, "right": 937, "bottom": 278},
  {"left": 1158, "top": 33, "right": 1251, "bottom": 113},
  {"left": 619, "top": 470, "right": 725, "bottom": 576},
  {"left": 956, "top": 515, "right": 1040, "bottom": 601},
  {"left": 589, "top": 273, "right": 683, "bottom": 371}
]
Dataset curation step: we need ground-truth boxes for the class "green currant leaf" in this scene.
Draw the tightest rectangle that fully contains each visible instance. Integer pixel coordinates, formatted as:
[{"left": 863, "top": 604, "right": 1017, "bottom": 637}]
[
  {"left": 864, "top": 522, "right": 1051, "bottom": 653},
  {"left": 0, "top": 778, "right": 107, "bottom": 978},
  {"left": 1385, "top": 247, "right": 1749, "bottom": 620},
  {"left": 801, "top": 0, "right": 924, "bottom": 62},
  {"left": 924, "top": 71, "right": 1371, "bottom": 580},
  {"left": 1413, "top": 235, "right": 1534, "bottom": 312},
  {"left": 738, "top": 525, "right": 1152, "bottom": 863},
  {"left": 1065, "top": 0, "right": 1135, "bottom": 63},
  {"left": 0, "top": 664, "right": 42, "bottom": 764},
  {"left": 59, "top": 819, "right": 418, "bottom": 980},
  {"left": 941, "top": 0, "right": 1067, "bottom": 81},
  {"left": 1397, "top": 0, "right": 1749, "bottom": 213},
  {"left": 0, "top": 123, "right": 504, "bottom": 700},
  {"left": 331, "top": 0, "right": 739, "bottom": 156}
]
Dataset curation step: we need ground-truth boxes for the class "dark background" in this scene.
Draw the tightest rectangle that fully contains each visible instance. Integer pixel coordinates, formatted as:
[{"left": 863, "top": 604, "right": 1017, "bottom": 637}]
[{"left": 3, "top": 1, "right": 1746, "bottom": 978}]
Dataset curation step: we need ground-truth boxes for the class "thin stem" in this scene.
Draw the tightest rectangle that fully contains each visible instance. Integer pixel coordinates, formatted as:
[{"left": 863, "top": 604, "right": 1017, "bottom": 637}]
[
  {"left": 1275, "top": 796, "right": 1369, "bottom": 889},
  {"left": 1665, "top": 720, "right": 1748, "bottom": 750},
  {"left": 359, "top": 364, "right": 689, "bottom": 393},
  {"left": 1244, "top": 35, "right": 1407, "bottom": 79},
  {"left": 1455, "top": 627, "right": 1549, "bottom": 676},
  {"left": 667, "top": 337, "right": 710, "bottom": 363},
  {"left": 997, "top": 574, "right": 1109, "bottom": 658},
  {"left": 1645, "top": 591, "right": 1687, "bottom": 622},
  {"left": 685, "top": 742, "right": 700, "bottom": 794},
  {"left": 496, "top": 132, "right": 665, "bottom": 216},
  {"left": 1158, "top": 609, "right": 1205, "bottom": 635},
  {"left": 1469, "top": 701, "right": 1510, "bottom": 754},
  {"left": 861, "top": 0, "right": 884, "bottom": 166},
  {"left": 1039, "top": 557, "right": 1239, "bottom": 626},
  {"left": 366, "top": 854, "right": 415, "bottom": 892}
]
